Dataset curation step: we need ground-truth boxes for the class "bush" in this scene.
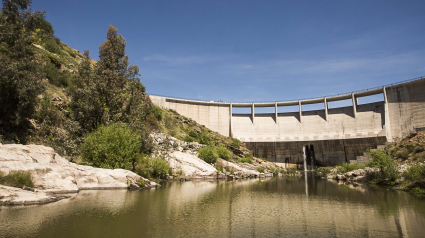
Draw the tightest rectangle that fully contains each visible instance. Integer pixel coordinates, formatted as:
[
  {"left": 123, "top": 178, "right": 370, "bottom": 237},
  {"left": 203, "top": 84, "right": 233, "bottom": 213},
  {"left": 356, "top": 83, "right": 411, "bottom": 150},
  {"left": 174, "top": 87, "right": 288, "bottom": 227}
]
[
  {"left": 44, "top": 61, "right": 72, "bottom": 87},
  {"left": 151, "top": 157, "right": 172, "bottom": 179},
  {"left": 403, "top": 164, "right": 425, "bottom": 181},
  {"left": 366, "top": 150, "right": 394, "bottom": 168},
  {"left": 395, "top": 149, "right": 409, "bottom": 160},
  {"left": 198, "top": 146, "right": 218, "bottom": 163},
  {"left": 270, "top": 167, "right": 279, "bottom": 176},
  {"left": 151, "top": 105, "right": 163, "bottom": 121},
  {"left": 137, "top": 180, "right": 145, "bottom": 188},
  {"left": 257, "top": 167, "right": 265, "bottom": 173},
  {"left": 183, "top": 136, "right": 195, "bottom": 143},
  {"left": 43, "top": 37, "right": 61, "bottom": 55},
  {"left": 199, "top": 132, "right": 212, "bottom": 145},
  {"left": 0, "top": 170, "right": 34, "bottom": 188},
  {"left": 366, "top": 150, "right": 399, "bottom": 185},
  {"left": 281, "top": 168, "right": 297, "bottom": 175},
  {"left": 238, "top": 154, "right": 253, "bottom": 164},
  {"left": 216, "top": 147, "right": 231, "bottom": 160},
  {"left": 189, "top": 130, "right": 198, "bottom": 138},
  {"left": 337, "top": 163, "right": 365, "bottom": 174},
  {"left": 230, "top": 139, "right": 241, "bottom": 149},
  {"left": 80, "top": 123, "right": 141, "bottom": 170}
]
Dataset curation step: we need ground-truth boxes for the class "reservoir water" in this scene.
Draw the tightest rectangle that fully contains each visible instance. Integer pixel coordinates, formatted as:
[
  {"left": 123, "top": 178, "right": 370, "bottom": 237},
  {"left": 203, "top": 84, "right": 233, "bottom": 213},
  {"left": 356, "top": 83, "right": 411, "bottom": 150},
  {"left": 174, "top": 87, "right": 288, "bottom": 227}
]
[{"left": 1, "top": 173, "right": 425, "bottom": 237}]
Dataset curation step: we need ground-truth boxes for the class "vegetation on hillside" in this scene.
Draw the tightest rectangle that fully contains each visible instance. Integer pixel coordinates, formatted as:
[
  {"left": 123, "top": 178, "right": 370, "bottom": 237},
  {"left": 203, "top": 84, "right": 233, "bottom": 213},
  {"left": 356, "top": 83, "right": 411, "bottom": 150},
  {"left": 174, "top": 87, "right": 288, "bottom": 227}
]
[{"left": 0, "top": 0, "right": 163, "bottom": 177}]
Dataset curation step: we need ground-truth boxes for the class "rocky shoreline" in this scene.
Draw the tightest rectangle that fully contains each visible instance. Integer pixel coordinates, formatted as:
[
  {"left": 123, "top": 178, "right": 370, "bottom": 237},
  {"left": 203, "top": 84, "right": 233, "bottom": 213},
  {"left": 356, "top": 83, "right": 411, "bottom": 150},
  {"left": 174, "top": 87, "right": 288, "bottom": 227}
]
[
  {"left": 150, "top": 132, "right": 297, "bottom": 180},
  {"left": 0, "top": 144, "right": 158, "bottom": 206},
  {"left": 1, "top": 133, "right": 300, "bottom": 206}
]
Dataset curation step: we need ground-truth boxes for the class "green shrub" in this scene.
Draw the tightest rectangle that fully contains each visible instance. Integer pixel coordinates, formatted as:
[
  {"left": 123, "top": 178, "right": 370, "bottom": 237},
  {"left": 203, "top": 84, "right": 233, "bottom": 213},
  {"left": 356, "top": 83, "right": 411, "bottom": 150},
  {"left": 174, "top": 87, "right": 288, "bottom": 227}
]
[
  {"left": 366, "top": 150, "right": 394, "bottom": 168},
  {"left": 0, "top": 170, "right": 34, "bottom": 188},
  {"left": 257, "top": 167, "right": 265, "bottom": 173},
  {"left": 44, "top": 61, "right": 72, "bottom": 87},
  {"left": 198, "top": 146, "right": 218, "bottom": 163},
  {"left": 199, "top": 132, "right": 212, "bottom": 145},
  {"left": 65, "top": 47, "right": 77, "bottom": 58},
  {"left": 137, "top": 179, "right": 145, "bottom": 188},
  {"left": 395, "top": 149, "right": 409, "bottom": 160},
  {"left": 80, "top": 123, "right": 141, "bottom": 170},
  {"left": 151, "top": 105, "right": 163, "bottom": 121},
  {"left": 183, "top": 136, "right": 195, "bottom": 143},
  {"left": 337, "top": 163, "right": 365, "bottom": 174},
  {"left": 188, "top": 130, "right": 198, "bottom": 138},
  {"left": 269, "top": 167, "right": 278, "bottom": 176},
  {"left": 403, "top": 164, "right": 425, "bottom": 181},
  {"left": 216, "top": 164, "right": 223, "bottom": 173},
  {"left": 366, "top": 150, "right": 399, "bottom": 185},
  {"left": 230, "top": 139, "right": 241, "bottom": 149},
  {"left": 238, "top": 154, "right": 253, "bottom": 164},
  {"left": 216, "top": 146, "right": 231, "bottom": 160},
  {"left": 134, "top": 154, "right": 171, "bottom": 179},
  {"left": 151, "top": 157, "right": 172, "bottom": 179},
  {"left": 287, "top": 168, "right": 297, "bottom": 175},
  {"left": 43, "top": 37, "right": 61, "bottom": 55}
]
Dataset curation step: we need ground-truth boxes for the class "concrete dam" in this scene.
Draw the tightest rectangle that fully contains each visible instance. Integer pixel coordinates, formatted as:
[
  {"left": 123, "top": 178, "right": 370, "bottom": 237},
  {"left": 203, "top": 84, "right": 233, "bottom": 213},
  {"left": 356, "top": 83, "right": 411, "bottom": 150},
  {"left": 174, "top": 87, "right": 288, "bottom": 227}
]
[{"left": 150, "top": 77, "right": 425, "bottom": 166}]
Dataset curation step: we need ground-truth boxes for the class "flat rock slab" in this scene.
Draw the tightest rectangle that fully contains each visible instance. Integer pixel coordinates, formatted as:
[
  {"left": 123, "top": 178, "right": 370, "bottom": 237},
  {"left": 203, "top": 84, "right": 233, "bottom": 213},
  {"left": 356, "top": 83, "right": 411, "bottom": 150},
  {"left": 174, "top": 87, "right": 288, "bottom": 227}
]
[{"left": 0, "top": 185, "right": 71, "bottom": 205}]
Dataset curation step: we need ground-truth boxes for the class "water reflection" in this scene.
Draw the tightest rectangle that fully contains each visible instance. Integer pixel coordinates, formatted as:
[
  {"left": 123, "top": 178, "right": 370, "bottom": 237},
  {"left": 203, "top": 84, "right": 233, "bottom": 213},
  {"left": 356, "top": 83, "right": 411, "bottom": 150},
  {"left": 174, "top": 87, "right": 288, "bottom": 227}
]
[{"left": 1, "top": 177, "right": 425, "bottom": 237}]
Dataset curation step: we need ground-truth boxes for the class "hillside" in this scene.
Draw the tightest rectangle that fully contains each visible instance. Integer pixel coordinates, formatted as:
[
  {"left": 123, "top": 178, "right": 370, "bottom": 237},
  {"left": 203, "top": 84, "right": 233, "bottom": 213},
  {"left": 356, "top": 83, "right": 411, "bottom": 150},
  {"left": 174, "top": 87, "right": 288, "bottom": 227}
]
[{"left": 1, "top": 2, "right": 287, "bottom": 182}]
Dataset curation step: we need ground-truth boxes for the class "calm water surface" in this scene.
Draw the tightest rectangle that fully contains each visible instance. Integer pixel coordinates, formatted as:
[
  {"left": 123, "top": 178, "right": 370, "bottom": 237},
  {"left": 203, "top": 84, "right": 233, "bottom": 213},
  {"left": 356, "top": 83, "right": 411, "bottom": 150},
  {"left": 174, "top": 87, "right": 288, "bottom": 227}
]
[{"left": 1, "top": 173, "right": 425, "bottom": 238}]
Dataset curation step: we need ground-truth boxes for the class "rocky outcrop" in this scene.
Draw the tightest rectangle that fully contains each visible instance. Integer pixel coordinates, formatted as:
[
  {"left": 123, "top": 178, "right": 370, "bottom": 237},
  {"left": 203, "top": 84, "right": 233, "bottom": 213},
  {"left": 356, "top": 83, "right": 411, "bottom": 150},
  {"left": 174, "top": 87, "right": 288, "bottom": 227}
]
[
  {"left": 331, "top": 167, "right": 380, "bottom": 182},
  {"left": 167, "top": 151, "right": 217, "bottom": 177},
  {"left": 0, "top": 144, "right": 158, "bottom": 205},
  {"left": 216, "top": 158, "right": 260, "bottom": 177},
  {"left": 151, "top": 132, "right": 272, "bottom": 179}
]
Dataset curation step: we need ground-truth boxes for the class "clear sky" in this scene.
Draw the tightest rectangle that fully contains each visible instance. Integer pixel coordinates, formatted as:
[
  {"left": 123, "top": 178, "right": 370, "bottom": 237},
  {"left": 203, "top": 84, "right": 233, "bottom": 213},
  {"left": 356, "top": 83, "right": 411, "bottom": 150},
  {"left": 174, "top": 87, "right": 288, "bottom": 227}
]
[{"left": 30, "top": 0, "right": 425, "bottom": 106}]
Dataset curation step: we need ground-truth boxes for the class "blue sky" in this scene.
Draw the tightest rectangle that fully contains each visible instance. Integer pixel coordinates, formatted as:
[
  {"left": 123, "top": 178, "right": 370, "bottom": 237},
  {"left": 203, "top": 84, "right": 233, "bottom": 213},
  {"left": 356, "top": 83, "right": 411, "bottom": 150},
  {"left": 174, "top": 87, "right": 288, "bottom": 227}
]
[{"left": 31, "top": 0, "right": 425, "bottom": 106}]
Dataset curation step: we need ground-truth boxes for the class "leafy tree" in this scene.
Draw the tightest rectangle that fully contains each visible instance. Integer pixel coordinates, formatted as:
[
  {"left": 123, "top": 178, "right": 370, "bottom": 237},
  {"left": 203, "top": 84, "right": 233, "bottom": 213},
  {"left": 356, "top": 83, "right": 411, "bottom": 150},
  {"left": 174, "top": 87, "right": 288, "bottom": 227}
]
[
  {"left": 94, "top": 25, "right": 148, "bottom": 126},
  {"left": 69, "top": 50, "right": 104, "bottom": 131},
  {"left": 0, "top": 0, "right": 45, "bottom": 141},
  {"left": 70, "top": 26, "right": 150, "bottom": 132}
]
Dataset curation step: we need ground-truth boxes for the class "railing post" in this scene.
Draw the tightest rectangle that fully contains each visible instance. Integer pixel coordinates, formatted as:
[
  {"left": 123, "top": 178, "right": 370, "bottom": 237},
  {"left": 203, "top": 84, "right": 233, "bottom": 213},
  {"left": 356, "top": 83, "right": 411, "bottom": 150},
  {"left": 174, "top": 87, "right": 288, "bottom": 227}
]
[
  {"left": 275, "top": 102, "right": 278, "bottom": 124},
  {"left": 229, "top": 103, "right": 233, "bottom": 137},
  {"left": 299, "top": 101, "right": 302, "bottom": 123},
  {"left": 324, "top": 97, "right": 328, "bottom": 122},
  {"left": 351, "top": 93, "right": 357, "bottom": 118},
  {"left": 252, "top": 103, "right": 255, "bottom": 124}
]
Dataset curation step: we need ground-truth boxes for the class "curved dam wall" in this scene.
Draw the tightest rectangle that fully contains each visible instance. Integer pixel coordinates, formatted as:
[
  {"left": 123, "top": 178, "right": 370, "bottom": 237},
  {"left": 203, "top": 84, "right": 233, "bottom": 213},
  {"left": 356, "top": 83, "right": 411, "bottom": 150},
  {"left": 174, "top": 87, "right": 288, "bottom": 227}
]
[{"left": 150, "top": 77, "right": 425, "bottom": 165}]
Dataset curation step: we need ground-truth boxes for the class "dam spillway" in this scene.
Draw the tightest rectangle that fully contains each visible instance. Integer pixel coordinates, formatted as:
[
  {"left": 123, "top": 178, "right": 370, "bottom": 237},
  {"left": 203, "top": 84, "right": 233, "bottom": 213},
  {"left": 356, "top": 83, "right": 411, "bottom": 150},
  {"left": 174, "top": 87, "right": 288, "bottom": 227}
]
[{"left": 150, "top": 77, "right": 425, "bottom": 166}]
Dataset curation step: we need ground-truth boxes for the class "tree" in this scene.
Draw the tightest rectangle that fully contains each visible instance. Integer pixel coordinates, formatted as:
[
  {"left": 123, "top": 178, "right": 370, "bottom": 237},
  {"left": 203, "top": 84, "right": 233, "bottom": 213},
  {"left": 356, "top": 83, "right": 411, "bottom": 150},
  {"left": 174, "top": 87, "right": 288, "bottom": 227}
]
[
  {"left": 94, "top": 25, "right": 148, "bottom": 125},
  {"left": 70, "top": 26, "right": 150, "bottom": 132},
  {"left": 0, "top": 0, "right": 45, "bottom": 141},
  {"left": 69, "top": 50, "right": 104, "bottom": 131}
]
